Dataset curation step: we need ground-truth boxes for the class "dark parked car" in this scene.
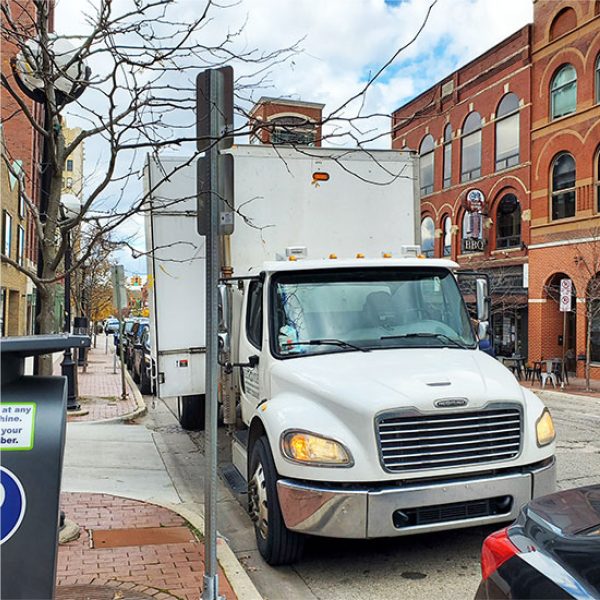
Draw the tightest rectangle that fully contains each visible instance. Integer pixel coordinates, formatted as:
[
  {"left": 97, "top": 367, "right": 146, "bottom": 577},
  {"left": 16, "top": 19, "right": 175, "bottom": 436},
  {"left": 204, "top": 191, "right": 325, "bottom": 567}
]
[
  {"left": 124, "top": 318, "right": 148, "bottom": 370},
  {"left": 114, "top": 318, "right": 135, "bottom": 353},
  {"left": 476, "top": 484, "right": 600, "bottom": 599},
  {"left": 132, "top": 325, "right": 154, "bottom": 395}
]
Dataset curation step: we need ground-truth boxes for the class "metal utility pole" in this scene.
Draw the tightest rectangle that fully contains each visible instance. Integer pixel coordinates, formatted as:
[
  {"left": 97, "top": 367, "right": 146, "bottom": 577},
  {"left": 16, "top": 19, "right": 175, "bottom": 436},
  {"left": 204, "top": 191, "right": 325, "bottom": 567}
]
[
  {"left": 196, "top": 66, "right": 233, "bottom": 600},
  {"left": 111, "top": 265, "right": 128, "bottom": 402}
]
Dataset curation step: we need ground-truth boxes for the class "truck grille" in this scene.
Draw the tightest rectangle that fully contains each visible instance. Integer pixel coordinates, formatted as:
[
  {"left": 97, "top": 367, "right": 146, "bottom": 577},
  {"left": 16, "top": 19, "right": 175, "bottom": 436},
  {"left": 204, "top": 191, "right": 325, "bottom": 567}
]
[{"left": 377, "top": 406, "right": 522, "bottom": 472}]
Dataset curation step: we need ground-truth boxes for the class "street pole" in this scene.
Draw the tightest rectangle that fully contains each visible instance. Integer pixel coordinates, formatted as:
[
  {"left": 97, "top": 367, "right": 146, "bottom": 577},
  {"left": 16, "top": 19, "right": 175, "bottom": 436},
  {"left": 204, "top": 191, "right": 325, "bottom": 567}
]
[
  {"left": 61, "top": 229, "right": 80, "bottom": 411},
  {"left": 116, "top": 283, "right": 127, "bottom": 402},
  {"left": 202, "top": 68, "right": 221, "bottom": 600}
]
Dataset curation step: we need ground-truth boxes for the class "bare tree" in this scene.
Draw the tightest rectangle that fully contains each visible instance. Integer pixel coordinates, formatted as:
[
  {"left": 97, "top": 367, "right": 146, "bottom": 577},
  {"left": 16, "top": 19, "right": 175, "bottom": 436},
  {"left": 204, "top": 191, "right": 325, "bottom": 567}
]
[
  {"left": 1, "top": 0, "right": 437, "bottom": 375},
  {"left": 573, "top": 229, "right": 600, "bottom": 391}
]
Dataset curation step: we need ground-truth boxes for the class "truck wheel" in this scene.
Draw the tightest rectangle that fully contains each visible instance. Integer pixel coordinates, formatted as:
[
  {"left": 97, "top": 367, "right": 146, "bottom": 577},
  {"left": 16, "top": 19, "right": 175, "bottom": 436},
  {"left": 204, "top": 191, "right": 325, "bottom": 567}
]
[
  {"left": 248, "top": 437, "right": 305, "bottom": 565},
  {"left": 177, "top": 395, "right": 206, "bottom": 431},
  {"left": 140, "top": 367, "right": 152, "bottom": 395}
]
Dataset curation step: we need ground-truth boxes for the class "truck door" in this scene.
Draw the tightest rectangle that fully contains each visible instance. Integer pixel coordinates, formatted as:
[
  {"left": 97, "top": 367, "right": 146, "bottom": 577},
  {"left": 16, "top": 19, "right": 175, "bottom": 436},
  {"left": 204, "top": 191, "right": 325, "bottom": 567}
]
[{"left": 238, "top": 279, "right": 263, "bottom": 422}]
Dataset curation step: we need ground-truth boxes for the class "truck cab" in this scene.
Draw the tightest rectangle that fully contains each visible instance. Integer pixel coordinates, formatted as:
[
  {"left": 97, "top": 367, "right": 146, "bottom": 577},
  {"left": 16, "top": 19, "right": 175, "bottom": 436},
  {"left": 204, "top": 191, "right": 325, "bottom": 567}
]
[{"left": 226, "top": 257, "right": 556, "bottom": 565}]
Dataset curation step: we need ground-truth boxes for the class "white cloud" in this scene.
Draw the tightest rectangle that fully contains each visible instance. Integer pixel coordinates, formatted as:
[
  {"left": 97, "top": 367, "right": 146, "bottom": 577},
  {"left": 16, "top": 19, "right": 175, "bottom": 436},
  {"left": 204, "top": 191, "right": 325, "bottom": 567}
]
[{"left": 52, "top": 0, "right": 533, "bottom": 272}]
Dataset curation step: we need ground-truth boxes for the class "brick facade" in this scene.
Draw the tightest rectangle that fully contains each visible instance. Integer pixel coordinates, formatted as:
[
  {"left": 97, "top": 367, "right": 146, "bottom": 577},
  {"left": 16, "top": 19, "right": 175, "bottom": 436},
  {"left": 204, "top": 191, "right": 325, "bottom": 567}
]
[
  {"left": 392, "top": 25, "right": 532, "bottom": 358},
  {"left": 248, "top": 97, "right": 324, "bottom": 146},
  {"left": 528, "top": 0, "right": 600, "bottom": 378}
]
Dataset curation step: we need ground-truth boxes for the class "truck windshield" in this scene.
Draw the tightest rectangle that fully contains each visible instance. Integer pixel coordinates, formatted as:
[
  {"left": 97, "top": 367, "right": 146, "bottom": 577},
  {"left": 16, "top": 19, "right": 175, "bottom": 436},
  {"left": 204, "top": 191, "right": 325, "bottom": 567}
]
[{"left": 271, "top": 267, "right": 477, "bottom": 357}]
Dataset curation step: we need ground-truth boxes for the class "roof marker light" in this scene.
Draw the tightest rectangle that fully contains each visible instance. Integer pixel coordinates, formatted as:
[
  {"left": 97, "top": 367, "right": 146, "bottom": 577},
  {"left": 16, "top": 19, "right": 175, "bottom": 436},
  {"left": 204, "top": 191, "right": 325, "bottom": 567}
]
[
  {"left": 382, "top": 252, "right": 392, "bottom": 258},
  {"left": 288, "top": 255, "right": 297, "bottom": 261},
  {"left": 329, "top": 253, "right": 338, "bottom": 259},
  {"left": 356, "top": 253, "right": 365, "bottom": 259}
]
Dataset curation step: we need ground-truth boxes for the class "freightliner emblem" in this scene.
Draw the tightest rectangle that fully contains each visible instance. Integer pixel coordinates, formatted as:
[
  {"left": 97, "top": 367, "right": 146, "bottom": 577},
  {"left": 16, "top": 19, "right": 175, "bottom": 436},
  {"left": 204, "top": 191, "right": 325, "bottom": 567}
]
[{"left": 434, "top": 398, "right": 469, "bottom": 408}]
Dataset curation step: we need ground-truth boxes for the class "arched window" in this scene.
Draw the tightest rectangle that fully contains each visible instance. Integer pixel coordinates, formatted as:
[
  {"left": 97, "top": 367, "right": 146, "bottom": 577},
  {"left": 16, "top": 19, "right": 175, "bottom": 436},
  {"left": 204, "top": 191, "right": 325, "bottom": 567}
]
[
  {"left": 549, "top": 7, "right": 577, "bottom": 40},
  {"left": 462, "top": 211, "right": 483, "bottom": 254},
  {"left": 594, "top": 148, "right": 600, "bottom": 212},
  {"left": 551, "top": 153, "right": 576, "bottom": 220},
  {"left": 421, "top": 216, "right": 435, "bottom": 257},
  {"left": 596, "top": 54, "right": 600, "bottom": 104},
  {"left": 496, "top": 194, "right": 521, "bottom": 249},
  {"left": 443, "top": 216, "right": 452, "bottom": 256},
  {"left": 419, "top": 135, "right": 435, "bottom": 195},
  {"left": 443, "top": 124, "right": 452, "bottom": 188},
  {"left": 461, "top": 112, "right": 482, "bottom": 182},
  {"left": 495, "top": 93, "right": 520, "bottom": 171},
  {"left": 550, "top": 64, "right": 577, "bottom": 119}
]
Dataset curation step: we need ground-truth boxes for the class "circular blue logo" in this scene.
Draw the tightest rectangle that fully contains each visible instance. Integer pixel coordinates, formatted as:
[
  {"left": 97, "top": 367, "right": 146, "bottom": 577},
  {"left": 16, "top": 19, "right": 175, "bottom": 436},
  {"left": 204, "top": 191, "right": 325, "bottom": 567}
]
[{"left": 1, "top": 467, "right": 26, "bottom": 545}]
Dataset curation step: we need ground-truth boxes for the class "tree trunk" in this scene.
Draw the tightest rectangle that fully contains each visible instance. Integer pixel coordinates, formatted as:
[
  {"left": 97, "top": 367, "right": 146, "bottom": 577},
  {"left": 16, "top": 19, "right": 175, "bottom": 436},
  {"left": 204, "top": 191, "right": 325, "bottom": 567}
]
[{"left": 36, "top": 283, "right": 57, "bottom": 375}]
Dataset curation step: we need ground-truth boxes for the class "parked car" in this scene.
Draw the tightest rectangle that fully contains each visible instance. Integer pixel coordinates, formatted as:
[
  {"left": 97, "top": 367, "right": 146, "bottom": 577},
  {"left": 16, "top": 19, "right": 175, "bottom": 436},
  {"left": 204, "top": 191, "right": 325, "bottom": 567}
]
[
  {"left": 124, "top": 318, "right": 148, "bottom": 370},
  {"left": 114, "top": 318, "right": 135, "bottom": 353},
  {"left": 132, "top": 325, "right": 154, "bottom": 395},
  {"left": 104, "top": 318, "right": 120, "bottom": 334},
  {"left": 475, "top": 484, "right": 600, "bottom": 599}
]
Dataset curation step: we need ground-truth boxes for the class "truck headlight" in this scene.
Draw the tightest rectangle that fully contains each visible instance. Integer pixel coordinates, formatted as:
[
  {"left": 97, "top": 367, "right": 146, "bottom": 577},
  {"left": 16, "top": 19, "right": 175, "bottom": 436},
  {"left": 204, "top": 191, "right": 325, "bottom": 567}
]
[
  {"left": 536, "top": 408, "right": 555, "bottom": 447},
  {"left": 281, "top": 431, "right": 353, "bottom": 466}
]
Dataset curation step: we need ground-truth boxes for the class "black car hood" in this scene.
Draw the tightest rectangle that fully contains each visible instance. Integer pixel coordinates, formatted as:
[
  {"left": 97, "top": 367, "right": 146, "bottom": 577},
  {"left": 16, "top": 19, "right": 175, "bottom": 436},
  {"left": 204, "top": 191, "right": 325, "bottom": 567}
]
[{"left": 525, "top": 485, "right": 600, "bottom": 537}]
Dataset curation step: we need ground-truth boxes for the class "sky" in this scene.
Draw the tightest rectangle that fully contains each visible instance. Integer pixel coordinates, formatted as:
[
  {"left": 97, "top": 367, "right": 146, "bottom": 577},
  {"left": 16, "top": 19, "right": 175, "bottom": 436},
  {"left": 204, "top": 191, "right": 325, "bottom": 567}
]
[{"left": 54, "top": 0, "right": 533, "bottom": 276}]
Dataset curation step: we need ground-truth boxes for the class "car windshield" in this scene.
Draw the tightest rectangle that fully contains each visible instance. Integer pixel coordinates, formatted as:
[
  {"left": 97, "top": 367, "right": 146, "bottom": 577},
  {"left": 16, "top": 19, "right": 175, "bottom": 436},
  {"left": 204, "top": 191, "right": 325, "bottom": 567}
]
[{"left": 272, "top": 267, "right": 477, "bottom": 357}]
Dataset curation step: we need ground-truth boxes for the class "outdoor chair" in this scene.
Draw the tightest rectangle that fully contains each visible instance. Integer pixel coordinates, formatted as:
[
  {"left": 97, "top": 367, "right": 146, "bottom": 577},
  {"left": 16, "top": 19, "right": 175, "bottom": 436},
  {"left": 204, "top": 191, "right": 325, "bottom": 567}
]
[{"left": 540, "top": 359, "right": 558, "bottom": 388}]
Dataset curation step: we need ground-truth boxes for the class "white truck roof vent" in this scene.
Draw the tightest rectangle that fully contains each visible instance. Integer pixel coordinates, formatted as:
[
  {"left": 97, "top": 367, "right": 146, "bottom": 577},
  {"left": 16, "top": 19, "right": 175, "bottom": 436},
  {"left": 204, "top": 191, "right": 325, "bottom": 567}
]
[
  {"left": 285, "top": 246, "right": 308, "bottom": 259},
  {"left": 400, "top": 245, "right": 421, "bottom": 258}
]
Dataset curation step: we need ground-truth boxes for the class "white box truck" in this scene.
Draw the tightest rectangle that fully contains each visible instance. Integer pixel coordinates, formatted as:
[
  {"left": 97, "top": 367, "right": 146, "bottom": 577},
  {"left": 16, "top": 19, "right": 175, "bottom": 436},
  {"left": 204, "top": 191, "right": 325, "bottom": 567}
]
[{"left": 145, "top": 145, "right": 556, "bottom": 565}]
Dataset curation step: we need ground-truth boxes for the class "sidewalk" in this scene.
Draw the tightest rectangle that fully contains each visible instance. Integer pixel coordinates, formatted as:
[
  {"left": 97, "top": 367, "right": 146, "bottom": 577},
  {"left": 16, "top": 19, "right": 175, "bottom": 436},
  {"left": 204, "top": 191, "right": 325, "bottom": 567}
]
[
  {"left": 54, "top": 334, "right": 143, "bottom": 422},
  {"left": 57, "top": 334, "right": 259, "bottom": 600}
]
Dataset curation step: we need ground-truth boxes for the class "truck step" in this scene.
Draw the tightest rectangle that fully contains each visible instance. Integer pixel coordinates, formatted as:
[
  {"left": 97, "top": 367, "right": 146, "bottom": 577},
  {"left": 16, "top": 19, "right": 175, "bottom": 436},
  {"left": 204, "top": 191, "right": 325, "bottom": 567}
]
[{"left": 220, "top": 463, "right": 247, "bottom": 495}]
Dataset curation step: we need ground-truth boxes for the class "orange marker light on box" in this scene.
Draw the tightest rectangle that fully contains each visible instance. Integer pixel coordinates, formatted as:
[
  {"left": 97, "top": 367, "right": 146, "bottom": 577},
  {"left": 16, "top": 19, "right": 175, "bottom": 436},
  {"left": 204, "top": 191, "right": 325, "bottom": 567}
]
[
  {"left": 329, "top": 253, "right": 338, "bottom": 259},
  {"left": 356, "top": 253, "right": 365, "bottom": 259},
  {"left": 288, "top": 255, "right": 297, "bottom": 261},
  {"left": 382, "top": 252, "right": 392, "bottom": 258}
]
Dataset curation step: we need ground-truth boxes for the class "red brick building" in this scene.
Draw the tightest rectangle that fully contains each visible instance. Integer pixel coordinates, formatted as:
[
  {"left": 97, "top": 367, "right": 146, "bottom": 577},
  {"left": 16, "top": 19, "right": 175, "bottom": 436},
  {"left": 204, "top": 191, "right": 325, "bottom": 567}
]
[
  {"left": 392, "top": 25, "right": 533, "bottom": 358},
  {"left": 527, "top": 0, "right": 600, "bottom": 378},
  {"left": 248, "top": 97, "right": 324, "bottom": 146}
]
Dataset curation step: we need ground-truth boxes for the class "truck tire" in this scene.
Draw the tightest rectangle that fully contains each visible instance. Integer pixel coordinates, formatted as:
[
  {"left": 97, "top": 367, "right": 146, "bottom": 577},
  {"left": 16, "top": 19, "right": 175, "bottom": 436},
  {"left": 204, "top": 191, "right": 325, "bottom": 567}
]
[
  {"left": 177, "top": 395, "right": 206, "bottom": 431},
  {"left": 248, "top": 437, "right": 305, "bottom": 565},
  {"left": 140, "top": 366, "right": 152, "bottom": 395}
]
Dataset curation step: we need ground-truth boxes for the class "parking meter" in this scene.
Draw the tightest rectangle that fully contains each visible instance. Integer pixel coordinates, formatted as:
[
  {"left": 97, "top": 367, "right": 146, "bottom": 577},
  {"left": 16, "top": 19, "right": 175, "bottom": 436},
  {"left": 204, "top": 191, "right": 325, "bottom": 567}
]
[{"left": 1, "top": 334, "right": 90, "bottom": 600}]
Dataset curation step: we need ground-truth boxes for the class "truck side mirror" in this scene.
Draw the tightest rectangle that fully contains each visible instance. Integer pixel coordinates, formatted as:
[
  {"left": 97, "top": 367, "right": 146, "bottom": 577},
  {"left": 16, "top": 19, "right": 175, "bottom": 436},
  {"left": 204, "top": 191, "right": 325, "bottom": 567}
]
[
  {"left": 218, "top": 283, "right": 230, "bottom": 334},
  {"left": 476, "top": 278, "right": 489, "bottom": 322}
]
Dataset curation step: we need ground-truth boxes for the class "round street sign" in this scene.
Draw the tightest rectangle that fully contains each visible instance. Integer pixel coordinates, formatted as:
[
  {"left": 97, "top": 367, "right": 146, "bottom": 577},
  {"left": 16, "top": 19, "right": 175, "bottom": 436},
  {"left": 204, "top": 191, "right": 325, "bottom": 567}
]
[{"left": 0, "top": 466, "right": 26, "bottom": 545}]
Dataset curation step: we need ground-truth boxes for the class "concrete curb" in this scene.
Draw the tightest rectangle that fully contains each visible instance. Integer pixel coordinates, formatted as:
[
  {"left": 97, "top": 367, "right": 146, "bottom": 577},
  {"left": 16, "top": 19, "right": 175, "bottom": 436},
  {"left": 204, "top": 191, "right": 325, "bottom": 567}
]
[
  {"left": 533, "top": 388, "right": 600, "bottom": 403},
  {"left": 162, "top": 501, "right": 263, "bottom": 600},
  {"left": 83, "top": 367, "right": 148, "bottom": 425}
]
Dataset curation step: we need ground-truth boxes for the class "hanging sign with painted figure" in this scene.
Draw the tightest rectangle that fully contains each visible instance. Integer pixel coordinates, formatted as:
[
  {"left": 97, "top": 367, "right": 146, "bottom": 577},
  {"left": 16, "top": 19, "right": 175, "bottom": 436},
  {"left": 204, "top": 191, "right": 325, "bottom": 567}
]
[{"left": 560, "top": 278, "right": 572, "bottom": 312}]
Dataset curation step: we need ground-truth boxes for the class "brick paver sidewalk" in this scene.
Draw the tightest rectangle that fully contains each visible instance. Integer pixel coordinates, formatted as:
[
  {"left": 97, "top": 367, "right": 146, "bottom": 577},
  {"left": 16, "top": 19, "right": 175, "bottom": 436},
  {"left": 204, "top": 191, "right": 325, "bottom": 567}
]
[
  {"left": 57, "top": 493, "right": 237, "bottom": 600},
  {"left": 54, "top": 334, "right": 141, "bottom": 422}
]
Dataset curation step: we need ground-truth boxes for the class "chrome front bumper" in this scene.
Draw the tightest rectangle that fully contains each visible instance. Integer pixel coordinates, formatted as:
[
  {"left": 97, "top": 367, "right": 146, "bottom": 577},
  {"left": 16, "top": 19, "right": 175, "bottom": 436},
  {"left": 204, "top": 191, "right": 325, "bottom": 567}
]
[{"left": 276, "top": 458, "right": 556, "bottom": 538}]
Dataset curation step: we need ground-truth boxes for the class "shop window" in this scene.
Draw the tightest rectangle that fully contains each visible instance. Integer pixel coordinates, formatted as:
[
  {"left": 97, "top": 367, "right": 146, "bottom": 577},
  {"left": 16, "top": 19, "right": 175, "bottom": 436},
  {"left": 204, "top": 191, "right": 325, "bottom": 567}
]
[
  {"left": 550, "top": 64, "right": 577, "bottom": 119},
  {"left": 3, "top": 210, "right": 12, "bottom": 257},
  {"left": 462, "top": 211, "right": 484, "bottom": 253},
  {"left": 461, "top": 112, "right": 482, "bottom": 182},
  {"left": 443, "top": 124, "right": 452, "bottom": 188},
  {"left": 269, "top": 116, "right": 315, "bottom": 146},
  {"left": 551, "top": 153, "right": 576, "bottom": 220},
  {"left": 443, "top": 215, "right": 452, "bottom": 256},
  {"left": 495, "top": 93, "right": 520, "bottom": 171},
  {"left": 419, "top": 135, "right": 435, "bottom": 195},
  {"left": 496, "top": 194, "right": 521, "bottom": 249},
  {"left": 66, "top": 159, "right": 73, "bottom": 172},
  {"left": 421, "top": 216, "right": 435, "bottom": 257}
]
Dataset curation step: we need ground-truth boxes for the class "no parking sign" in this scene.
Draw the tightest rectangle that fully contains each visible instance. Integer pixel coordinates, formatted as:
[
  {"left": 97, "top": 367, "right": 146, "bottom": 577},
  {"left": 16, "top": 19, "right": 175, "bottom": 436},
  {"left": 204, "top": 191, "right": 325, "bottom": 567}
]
[
  {"left": 0, "top": 466, "right": 26, "bottom": 545},
  {"left": 560, "top": 278, "right": 572, "bottom": 312}
]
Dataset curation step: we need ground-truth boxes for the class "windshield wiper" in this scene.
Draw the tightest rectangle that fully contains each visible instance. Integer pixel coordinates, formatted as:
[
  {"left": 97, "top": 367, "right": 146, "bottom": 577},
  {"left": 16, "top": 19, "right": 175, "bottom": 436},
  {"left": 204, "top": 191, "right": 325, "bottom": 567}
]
[
  {"left": 380, "top": 332, "right": 469, "bottom": 349},
  {"left": 283, "top": 339, "right": 370, "bottom": 353}
]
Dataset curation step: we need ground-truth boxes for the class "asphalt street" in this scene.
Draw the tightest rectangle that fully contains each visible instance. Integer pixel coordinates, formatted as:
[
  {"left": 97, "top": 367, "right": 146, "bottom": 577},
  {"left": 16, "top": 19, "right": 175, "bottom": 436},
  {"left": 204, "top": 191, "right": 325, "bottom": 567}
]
[{"left": 149, "top": 390, "right": 600, "bottom": 600}]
